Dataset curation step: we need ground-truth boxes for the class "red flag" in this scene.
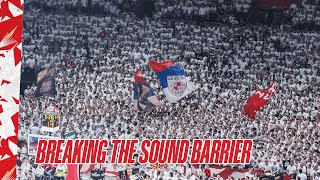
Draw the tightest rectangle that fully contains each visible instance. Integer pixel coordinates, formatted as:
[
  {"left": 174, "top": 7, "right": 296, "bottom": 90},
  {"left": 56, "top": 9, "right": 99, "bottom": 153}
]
[
  {"left": 134, "top": 69, "right": 146, "bottom": 84},
  {"left": 133, "top": 68, "right": 162, "bottom": 111},
  {"left": 66, "top": 164, "right": 79, "bottom": 180},
  {"left": 243, "top": 83, "right": 276, "bottom": 120}
]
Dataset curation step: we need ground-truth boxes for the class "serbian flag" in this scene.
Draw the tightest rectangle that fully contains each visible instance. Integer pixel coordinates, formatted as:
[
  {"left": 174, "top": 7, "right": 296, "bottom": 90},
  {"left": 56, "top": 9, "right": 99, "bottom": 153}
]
[
  {"left": 150, "top": 60, "right": 196, "bottom": 103},
  {"left": 243, "top": 83, "right": 276, "bottom": 120},
  {"left": 133, "top": 69, "right": 161, "bottom": 111}
]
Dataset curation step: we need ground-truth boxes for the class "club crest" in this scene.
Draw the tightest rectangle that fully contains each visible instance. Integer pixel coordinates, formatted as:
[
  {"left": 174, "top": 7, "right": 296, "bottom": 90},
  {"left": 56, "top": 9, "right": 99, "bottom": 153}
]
[{"left": 167, "top": 75, "right": 187, "bottom": 97}]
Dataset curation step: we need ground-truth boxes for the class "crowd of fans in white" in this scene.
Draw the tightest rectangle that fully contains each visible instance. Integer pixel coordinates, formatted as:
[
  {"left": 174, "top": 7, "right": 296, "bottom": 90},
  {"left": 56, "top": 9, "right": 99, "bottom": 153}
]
[
  {"left": 289, "top": 0, "right": 320, "bottom": 28},
  {"left": 17, "top": 0, "right": 320, "bottom": 179},
  {"left": 155, "top": 0, "right": 253, "bottom": 18},
  {"left": 153, "top": 0, "right": 252, "bottom": 25}
]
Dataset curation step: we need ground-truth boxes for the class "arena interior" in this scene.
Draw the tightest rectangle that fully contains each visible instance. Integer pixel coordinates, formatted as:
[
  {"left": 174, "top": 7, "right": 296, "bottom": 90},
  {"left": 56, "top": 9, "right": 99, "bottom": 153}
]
[{"left": 18, "top": 0, "right": 320, "bottom": 179}]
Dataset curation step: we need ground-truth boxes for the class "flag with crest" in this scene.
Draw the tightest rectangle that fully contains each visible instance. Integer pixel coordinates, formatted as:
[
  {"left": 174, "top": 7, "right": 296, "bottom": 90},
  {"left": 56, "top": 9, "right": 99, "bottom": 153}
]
[{"left": 150, "top": 60, "right": 196, "bottom": 103}]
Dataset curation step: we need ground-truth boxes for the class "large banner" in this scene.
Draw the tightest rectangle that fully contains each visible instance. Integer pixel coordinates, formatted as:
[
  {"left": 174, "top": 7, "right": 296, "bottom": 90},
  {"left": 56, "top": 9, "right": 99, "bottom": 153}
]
[
  {"left": 80, "top": 164, "right": 118, "bottom": 177},
  {"left": 79, "top": 164, "right": 291, "bottom": 179},
  {"left": 0, "top": 0, "right": 24, "bottom": 179},
  {"left": 34, "top": 66, "right": 57, "bottom": 97},
  {"left": 208, "top": 165, "right": 264, "bottom": 179},
  {"left": 27, "top": 134, "right": 59, "bottom": 156}
]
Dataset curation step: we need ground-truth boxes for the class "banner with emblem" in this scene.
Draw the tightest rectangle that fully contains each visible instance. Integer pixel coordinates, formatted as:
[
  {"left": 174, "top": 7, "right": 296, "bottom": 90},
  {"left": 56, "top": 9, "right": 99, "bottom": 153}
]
[
  {"left": 150, "top": 60, "right": 196, "bottom": 103},
  {"left": 27, "top": 134, "right": 59, "bottom": 156}
]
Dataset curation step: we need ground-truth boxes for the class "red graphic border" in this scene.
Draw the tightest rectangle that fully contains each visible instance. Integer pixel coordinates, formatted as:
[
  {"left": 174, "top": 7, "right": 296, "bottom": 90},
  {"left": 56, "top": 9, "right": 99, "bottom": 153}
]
[{"left": 0, "top": 0, "right": 23, "bottom": 179}]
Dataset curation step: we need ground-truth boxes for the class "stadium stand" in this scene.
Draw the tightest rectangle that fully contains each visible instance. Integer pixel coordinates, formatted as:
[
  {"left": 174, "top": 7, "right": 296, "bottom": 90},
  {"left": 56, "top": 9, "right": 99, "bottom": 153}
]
[{"left": 19, "top": 0, "right": 320, "bottom": 179}]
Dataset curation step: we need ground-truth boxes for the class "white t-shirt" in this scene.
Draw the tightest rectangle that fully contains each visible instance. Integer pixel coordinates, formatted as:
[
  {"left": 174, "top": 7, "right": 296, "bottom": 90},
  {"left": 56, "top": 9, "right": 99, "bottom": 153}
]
[
  {"left": 264, "top": 164, "right": 272, "bottom": 172},
  {"left": 297, "top": 173, "right": 307, "bottom": 180},
  {"left": 35, "top": 167, "right": 45, "bottom": 176},
  {"left": 21, "top": 162, "right": 31, "bottom": 174},
  {"left": 287, "top": 165, "right": 297, "bottom": 174},
  {"left": 309, "top": 169, "right": 316, "bottom": 179}
]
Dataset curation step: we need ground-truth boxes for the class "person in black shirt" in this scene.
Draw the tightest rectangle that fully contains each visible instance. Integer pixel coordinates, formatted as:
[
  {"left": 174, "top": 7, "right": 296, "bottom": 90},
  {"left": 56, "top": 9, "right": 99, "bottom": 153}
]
[
  {"left": 132, "top": 154, "right": 140, "bottom": 175},
  {"left": 91, "top": 167, "right": 105, "bottom": 180},
  {"left": 17, "top": 156, "right": 22, "bottom": 167},
  {"left": 140, "top": 170, "right": 147, "bottom": 179},
  {"left": 168, "top": 172, "right": 174, "bottom": 179}
]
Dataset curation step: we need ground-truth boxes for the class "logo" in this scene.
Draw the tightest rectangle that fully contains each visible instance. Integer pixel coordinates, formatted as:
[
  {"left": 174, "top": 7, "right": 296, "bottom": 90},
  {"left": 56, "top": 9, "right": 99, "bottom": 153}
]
[{"left": 167, "top": 75, "right": 187, "bottom": 97}]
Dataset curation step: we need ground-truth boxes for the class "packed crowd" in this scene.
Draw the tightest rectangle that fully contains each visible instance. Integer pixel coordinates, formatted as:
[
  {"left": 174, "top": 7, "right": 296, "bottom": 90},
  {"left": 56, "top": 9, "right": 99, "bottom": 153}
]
[
  {"left": 288, "top": 0, "right": 320, "bottom": 29},
  {"left": 18, "top": 0, "right": 320, "bottom": 179},
  {"left": 156, "top": 0, "right": 255, "bottom": 16},
  {"left": 25, "top": 0, "right": 136, "bottom": 15},
  {"left": 154, "top": 0, "right": 254, "bottom": 24}
]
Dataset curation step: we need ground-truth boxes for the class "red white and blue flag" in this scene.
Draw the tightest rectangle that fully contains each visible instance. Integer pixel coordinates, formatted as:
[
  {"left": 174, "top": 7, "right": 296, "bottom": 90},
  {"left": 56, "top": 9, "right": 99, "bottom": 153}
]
[
  {"left": 133, "top": 69, "right": 161, "bottom": 111},
  {"left": 150, "top": 60, "right": 196, "bottom": 103},
  {"left": 243, "top": 83, "right": 277, "bottom": 119}
]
